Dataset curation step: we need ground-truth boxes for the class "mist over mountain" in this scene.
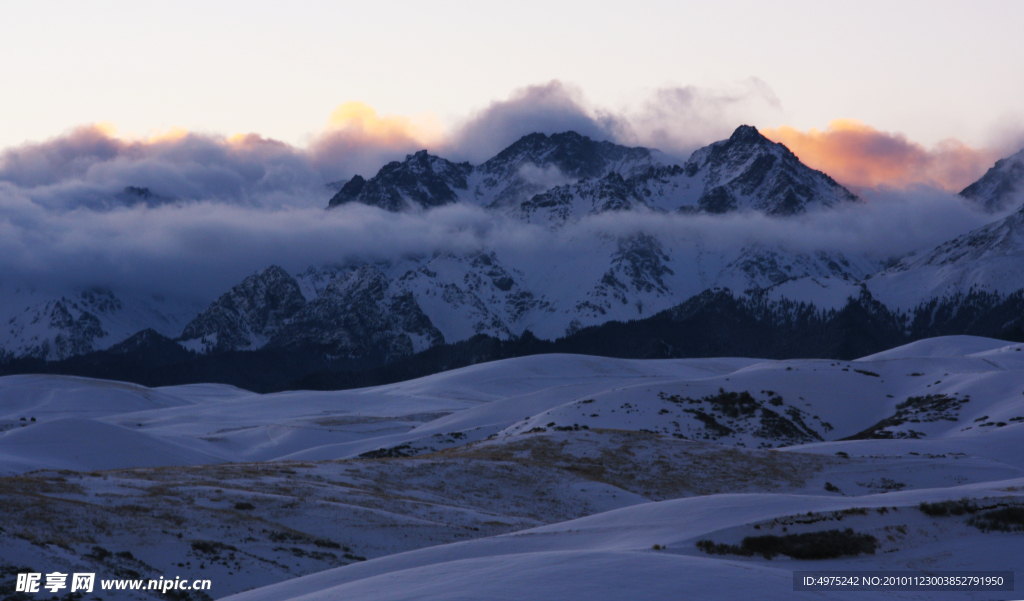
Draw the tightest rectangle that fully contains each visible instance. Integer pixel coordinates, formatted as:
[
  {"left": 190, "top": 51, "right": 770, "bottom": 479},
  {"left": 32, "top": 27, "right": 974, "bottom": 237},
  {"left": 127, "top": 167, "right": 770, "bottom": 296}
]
[{"left": 2, "top": 119, "right": 1024, "bottom": 384}]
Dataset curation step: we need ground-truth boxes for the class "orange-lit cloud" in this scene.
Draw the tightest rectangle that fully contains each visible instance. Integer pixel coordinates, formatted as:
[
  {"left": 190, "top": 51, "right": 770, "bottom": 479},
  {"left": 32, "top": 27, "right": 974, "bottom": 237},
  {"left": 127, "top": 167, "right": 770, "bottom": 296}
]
[
  {"left": 762, "top": 120, "right": 999, "bottom": 191},
  {"left": 325, "top": 101, "right": 444, "bottom": 147},
  {"left": 305, "top": 102, "right": 450, "bottom": 179},
  {"left": 138, "top": 126, "right": 190, "bottom": 145}
]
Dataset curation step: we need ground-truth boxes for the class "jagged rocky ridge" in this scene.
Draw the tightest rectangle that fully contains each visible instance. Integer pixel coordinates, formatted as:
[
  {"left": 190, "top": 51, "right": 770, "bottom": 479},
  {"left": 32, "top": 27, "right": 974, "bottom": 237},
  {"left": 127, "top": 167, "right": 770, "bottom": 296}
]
[
  {"left": 180, "top": 121, "right": 882, "bottom": 357},
  {"left": 328, "top": 126, "right": 859, "bottom": 217}
]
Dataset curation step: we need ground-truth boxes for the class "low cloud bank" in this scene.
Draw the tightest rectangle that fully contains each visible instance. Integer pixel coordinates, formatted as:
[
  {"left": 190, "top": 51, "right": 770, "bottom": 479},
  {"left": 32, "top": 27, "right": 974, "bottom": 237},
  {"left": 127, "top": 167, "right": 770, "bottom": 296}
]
[{"left": 0, "top": 180, "right": 997, "bottom": 304}]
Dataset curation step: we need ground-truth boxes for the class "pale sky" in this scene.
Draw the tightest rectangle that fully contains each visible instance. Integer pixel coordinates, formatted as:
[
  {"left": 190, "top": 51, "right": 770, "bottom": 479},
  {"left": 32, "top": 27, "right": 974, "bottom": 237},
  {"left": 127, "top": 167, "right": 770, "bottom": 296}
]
[{"left": 1, "top": 0, "right": 1022, "bottom": 151}]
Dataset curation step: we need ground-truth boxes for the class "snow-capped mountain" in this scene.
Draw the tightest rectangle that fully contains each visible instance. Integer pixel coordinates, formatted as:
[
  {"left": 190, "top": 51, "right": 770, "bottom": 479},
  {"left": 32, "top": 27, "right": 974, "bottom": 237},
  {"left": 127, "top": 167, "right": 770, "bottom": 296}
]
[
  {"left": 960, "top": 147, "right": 1024, "bottom": 212},
  {"left": 505, "top": 126, "right": 859, "bottom": 223},
  {"left": 327, "top": 126, "right": 858, "bottom": 219},
  {"left": 328, "top": 131, "right": 666, "bottom": 212},
  {"left": 326, "top": 151, "right": 473, "bottom": 211},
  {"left": 6, "top": 132, "right": 1024, "bottom": 367},
  {"left": 174, "top": 231, "right": 877, "bottom": 357},
  {"left": 678, "top": 125, "right": 858, "bottom": 214},
  {"left": 469, "top": 131, "right": 664, "bottom": 207},
  {"left": 180, "top": 264, "right": 444, "bottom": 358},
  {"left": 159, "top": 127, "right": 874, "bottom": 358}
]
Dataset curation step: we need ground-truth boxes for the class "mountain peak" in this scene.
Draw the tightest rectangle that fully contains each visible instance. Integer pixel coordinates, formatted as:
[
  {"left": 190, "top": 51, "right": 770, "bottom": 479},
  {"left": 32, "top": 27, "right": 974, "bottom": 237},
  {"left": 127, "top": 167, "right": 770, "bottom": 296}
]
[
  {"left": 327, "top": 151, "right": 472, "bottom": 211},
  {"left": 682, "top": 125, "right": 858, "bottom": 215},
  {"left": 484, "top": 131, "right": 652, "bottom": 176},
  {"left": 122, "top": 186, "right": 158, "bottom": 199},
  {"left": 728, "top": 125, "right": 765, "bottom": 144},
  {"left": 115, "top": 186, "right": 171, "bottom": 208}
]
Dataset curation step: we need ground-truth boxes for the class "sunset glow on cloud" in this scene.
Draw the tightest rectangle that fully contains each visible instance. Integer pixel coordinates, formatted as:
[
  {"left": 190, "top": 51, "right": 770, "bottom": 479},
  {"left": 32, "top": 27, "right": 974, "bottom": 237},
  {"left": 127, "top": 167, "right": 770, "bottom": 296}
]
[
  {"left": 761, "top": 120, "right": 999, "bottom": 191},
  {"left": 325, "top": 101, "right": 444, "bottom": 148}
]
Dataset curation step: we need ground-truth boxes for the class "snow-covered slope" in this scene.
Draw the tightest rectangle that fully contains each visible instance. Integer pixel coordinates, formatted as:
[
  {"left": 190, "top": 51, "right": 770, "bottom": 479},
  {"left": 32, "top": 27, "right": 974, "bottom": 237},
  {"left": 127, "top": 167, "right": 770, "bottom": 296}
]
[
  {"left": 961, "top": 147, "right": 1024, "bottom": 212},
  {"left": 222, "top": 479, "right": 1023, "bottom": 601},
  {"left": 5, "top": 336, "right": 1024, "bottom": 473},
  {"left": 866, "top": 203, "right": 1024, "bottom": 307}
]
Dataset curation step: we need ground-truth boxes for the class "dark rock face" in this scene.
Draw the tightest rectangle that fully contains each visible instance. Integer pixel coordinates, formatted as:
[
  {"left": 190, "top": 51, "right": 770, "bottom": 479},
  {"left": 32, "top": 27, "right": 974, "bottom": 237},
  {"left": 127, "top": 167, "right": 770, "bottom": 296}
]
[
  {"left": 180, "top": 264, "right": 444, "bottom": 361},
  {"left": 329, "top": 175, "right": 366, "bottom": 203},
  {"left": 698, "top": 186, "right": 737, "bottom": 214},
  {"left": 327, "top": 151, "right": 473, "bottom": 211},
  {"left": 180, "top": 265, "right": 307, "bottom": 352},
  {"left": 271, "top": 265, "right": 444, "bottom": 359},
  {"left": 515, "top": 171, "right": 650, "bottom": 224},
  {"left": 469, "top": 252, "right": 516, "bottom": 292},
  {"left": 47, "top": 301, "right": 106, "bottom": 359},
  {"left": 114, "top": 186, "right": 173, "bottom": 208},
  {"left": 478, "top": 131, "right": 654, "bottom": 182},
  {"left": 961, "top": 148, "right": 1024, "bottom": 213},
  {"left": 580, "top": 234, "right": 675, "bottom": 318}
]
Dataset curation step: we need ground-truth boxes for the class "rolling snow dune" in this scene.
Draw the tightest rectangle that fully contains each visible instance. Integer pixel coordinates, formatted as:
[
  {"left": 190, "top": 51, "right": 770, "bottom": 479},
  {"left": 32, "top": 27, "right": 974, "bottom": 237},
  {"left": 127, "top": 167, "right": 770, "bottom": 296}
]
[
  {"left": 4, "top": 338, "right": 1024, "bottom": 474},
  {"left": 0, "top": 355, "right": 760, "bottom": 473},
  {"left": 4, "top": 335, "right": 1024, "bottom": 600},
  {"left": 0, "top": 374, "right": 198, "bottom": 418},
  {"left": 856, "top": 335, "right": 1014, "bottom": 360},
  {"left": 0, "top": 417, "right": 224, "bottom": 472},
  {"left": 222, "top": 479, "right": 1024, "bottom": 601}
]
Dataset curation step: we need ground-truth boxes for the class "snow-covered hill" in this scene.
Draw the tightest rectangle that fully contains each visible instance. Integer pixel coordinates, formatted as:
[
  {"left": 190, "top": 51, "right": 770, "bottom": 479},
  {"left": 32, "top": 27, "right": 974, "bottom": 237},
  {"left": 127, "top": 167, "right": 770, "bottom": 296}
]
[
  {"left": 5, "top": 336, "right": 1024, "bottom": 475},
  {"left": 3, "top": 336, "right": 1024, "bottom": 600}
]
